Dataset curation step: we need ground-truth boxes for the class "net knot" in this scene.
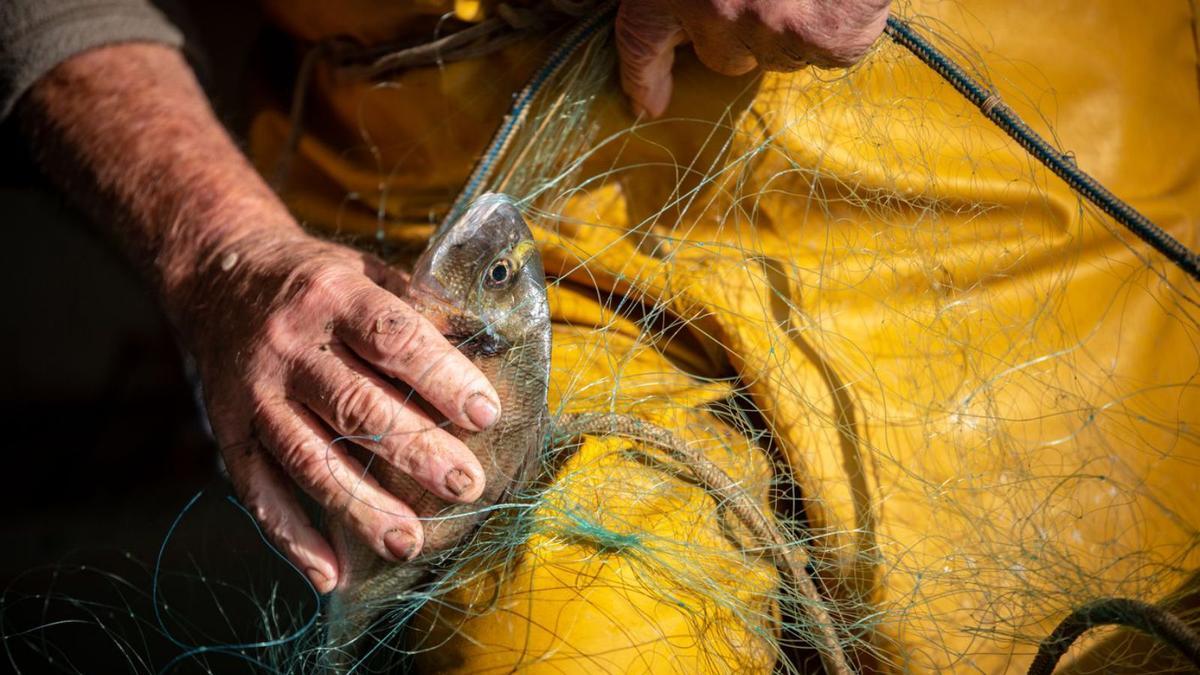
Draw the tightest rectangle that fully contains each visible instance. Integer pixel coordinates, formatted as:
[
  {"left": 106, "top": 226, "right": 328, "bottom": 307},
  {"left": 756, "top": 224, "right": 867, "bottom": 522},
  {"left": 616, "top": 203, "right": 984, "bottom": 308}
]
[{"left": 981, "top": 93, "right": 1005, "bottom": 116}]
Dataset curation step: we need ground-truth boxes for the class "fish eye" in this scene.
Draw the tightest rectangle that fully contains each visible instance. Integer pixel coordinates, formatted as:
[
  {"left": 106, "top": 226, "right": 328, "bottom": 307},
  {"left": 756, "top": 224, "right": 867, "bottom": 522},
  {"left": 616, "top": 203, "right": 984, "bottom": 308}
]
[{"left": 485, "top": 258, "right": 513, "bottom": 289}]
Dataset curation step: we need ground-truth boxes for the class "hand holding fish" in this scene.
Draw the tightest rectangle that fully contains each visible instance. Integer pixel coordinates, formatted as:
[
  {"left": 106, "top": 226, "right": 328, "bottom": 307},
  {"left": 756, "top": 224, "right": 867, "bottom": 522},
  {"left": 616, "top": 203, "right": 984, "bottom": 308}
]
[
  {"left": 182, "top": 229, "right": 504, "bottom": 594},
  {"left": 20, "top": 44, "right": 506, "bottom": 595},
  {"left": 616, "top": 0, "right": 891, "bottom": 116}
]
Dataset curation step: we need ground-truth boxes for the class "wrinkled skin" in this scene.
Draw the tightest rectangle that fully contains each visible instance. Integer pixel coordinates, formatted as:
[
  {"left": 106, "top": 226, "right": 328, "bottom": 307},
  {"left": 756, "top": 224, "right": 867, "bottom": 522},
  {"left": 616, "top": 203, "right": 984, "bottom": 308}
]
[
  {"left": 201, "top": 0, "right": 891, "bottom": 594},
  {"left": 20, "top": 11, "right": 888, "bottom": 602},
  {"left": 191, "top": 228, "right": 505, "bottom": 593},
  {"left": 20, "top": 42, "right": 505, "bottom": 597},
  {"left": 617, "top": 0, "right": 892, "bottom": 116}
]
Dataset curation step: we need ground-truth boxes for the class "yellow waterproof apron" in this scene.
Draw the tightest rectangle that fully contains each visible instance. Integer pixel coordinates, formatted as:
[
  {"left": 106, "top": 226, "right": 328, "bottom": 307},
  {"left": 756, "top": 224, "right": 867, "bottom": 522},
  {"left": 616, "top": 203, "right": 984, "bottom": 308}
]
[{"left": 247, "top": 1, "right": 1200, "bottom": 671}]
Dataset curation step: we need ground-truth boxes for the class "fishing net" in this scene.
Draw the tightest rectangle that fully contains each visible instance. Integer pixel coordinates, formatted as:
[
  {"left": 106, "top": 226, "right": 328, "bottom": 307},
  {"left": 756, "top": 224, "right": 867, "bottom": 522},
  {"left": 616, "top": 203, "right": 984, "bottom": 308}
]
[{"left": 4, "top": 0, "right": 1199, "bottom": 673}]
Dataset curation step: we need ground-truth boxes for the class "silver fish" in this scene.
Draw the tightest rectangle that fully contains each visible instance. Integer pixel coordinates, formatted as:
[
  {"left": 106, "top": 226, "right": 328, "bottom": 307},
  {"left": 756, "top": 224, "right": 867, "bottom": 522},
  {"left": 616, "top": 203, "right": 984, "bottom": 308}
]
[{"left": 324, "top": 193, "right": 551, "bottom": 667}]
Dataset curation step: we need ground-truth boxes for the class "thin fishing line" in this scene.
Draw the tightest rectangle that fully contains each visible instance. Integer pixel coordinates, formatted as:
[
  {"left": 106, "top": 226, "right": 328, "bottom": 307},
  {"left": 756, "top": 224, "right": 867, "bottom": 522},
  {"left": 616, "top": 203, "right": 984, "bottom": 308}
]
[
  {"left": 883, "top": 15, "right": 1200, "bottom": 282},
  {"left": 440, "top": 0, "right": 619, "bottom": 231},
  {"left": 152, "top": 491, "right": 321, "bottom": 674},
  {"left": 357, "top": 7, "right": 1200, "bottom": 674},
  {"left": 445, "top": 9, "right": 1199, "bottom": 287}
]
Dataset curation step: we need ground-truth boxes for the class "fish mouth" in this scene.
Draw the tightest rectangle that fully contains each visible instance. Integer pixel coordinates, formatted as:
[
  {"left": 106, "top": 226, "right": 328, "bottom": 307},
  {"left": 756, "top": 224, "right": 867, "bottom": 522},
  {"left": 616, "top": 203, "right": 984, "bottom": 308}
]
[
  {"left": 404, "top": 274, "right": 464, "bottom": 336},
  {"left": 406, "top": 281, "right": 510, "bottom": 358}
]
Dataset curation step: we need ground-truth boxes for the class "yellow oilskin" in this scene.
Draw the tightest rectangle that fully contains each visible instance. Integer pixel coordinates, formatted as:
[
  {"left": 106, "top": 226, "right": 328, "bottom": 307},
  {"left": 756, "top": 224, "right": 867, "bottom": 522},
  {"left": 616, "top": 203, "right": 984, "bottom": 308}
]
[{"left": 249, "top": 0, "right": 1200, "bottom": 671}]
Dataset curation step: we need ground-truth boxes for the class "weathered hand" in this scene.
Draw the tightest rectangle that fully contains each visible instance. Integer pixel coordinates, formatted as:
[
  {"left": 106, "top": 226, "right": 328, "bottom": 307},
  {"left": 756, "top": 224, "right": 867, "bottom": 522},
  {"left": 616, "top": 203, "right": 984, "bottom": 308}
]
[
  {"left": 21, "top": 42, "right": 504, "bottom": 596},
  {"left": 184, "top": 230, "right": 501, "bottom": 593},
  {"left": 616, "top": 0, "right": 891, "bottom": 116}
]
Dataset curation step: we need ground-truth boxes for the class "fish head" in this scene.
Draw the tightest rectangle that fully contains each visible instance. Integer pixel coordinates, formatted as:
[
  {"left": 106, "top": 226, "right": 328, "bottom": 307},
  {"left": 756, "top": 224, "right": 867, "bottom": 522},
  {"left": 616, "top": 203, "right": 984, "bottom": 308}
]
[{"left": 405, "top": 193, "right": 550, "bottom": 357}]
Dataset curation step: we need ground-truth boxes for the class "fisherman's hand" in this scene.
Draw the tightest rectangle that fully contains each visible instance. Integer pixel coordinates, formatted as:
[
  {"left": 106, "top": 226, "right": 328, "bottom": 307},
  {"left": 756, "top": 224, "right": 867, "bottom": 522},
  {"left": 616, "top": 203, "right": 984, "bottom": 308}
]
[
  {"left": 185, "top": 230, "right": 500, "bottom": 591},
  {"left": 616, "top": 0, "right": 891, "bottom": 116},
  {"left": 19, "top": 42, "right": 498, "bottom": 594}
]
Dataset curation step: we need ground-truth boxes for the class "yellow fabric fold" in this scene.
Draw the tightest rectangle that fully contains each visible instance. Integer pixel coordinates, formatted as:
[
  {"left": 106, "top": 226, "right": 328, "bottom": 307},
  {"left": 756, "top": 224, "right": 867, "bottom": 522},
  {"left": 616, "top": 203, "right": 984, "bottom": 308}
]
[{"left": 250, "top": 0, "right": 1200, "bottom": 670}]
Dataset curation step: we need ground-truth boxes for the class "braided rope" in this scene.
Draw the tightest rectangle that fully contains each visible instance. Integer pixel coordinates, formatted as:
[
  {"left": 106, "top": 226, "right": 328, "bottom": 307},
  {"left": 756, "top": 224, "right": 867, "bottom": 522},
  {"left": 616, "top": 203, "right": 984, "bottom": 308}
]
[
  {"left": 884, "top": 16, "right": 1200, "bottom": 282},
  {"left": 1027, "top": 598, "right": 1200, "bottom": 675}
]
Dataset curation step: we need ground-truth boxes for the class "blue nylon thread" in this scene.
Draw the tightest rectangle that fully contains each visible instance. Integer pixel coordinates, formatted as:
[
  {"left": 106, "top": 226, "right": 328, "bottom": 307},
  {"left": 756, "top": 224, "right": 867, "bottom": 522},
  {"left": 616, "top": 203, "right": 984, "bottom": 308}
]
[{"left": 152, "top": 491, "right": 321, "bottom": 674}]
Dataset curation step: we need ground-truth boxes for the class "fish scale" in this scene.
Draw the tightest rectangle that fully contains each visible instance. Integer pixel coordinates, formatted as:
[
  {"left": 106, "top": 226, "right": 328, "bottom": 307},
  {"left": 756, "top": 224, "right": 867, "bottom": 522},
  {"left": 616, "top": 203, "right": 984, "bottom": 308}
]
[{"left": 319, "top": 195, "right": 855, "bottom": 674}]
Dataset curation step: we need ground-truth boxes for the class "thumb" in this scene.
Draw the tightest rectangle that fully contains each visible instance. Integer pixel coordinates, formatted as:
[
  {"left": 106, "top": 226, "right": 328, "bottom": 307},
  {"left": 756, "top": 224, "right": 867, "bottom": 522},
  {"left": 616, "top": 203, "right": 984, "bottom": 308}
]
[{"left": 615, "top": 0, "right": 687, "bottom": 118}]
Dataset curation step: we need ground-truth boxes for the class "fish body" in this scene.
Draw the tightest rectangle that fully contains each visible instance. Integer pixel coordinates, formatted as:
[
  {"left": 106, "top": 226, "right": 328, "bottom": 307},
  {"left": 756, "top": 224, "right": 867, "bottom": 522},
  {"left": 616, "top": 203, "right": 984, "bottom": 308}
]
[{"left": 325, "top": 193, "right": 551, "bottom": 664}]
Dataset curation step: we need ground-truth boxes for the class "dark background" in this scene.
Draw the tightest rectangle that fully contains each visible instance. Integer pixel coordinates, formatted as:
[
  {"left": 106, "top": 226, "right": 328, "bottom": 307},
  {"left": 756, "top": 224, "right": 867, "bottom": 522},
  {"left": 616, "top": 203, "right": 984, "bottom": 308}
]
[{"left": 0, "top": 3, "right": 321, "bottom": 672}]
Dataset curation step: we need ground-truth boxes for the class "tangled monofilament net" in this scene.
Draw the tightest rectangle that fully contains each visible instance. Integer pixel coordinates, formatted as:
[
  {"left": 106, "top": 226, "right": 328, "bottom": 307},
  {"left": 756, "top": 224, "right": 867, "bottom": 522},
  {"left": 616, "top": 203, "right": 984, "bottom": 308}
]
[{"left": 3, "top": 3, "right": 1199, "bottom": 674}]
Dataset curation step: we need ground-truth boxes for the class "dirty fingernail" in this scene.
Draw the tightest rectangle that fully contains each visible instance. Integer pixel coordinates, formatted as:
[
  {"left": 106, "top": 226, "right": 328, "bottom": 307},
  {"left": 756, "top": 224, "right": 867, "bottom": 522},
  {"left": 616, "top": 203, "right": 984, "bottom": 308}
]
[
  {"left": 465, "top": 392, "right": 500, "bottom": 429},
  {"left": 306, "top": 566, "right": 334, "bottom": 593},
  {"left": 384, "top": 528, "right": 418, "bottom": 562},
  {"left": 444, "top": 468, "right": 476, "bottom": 498}
]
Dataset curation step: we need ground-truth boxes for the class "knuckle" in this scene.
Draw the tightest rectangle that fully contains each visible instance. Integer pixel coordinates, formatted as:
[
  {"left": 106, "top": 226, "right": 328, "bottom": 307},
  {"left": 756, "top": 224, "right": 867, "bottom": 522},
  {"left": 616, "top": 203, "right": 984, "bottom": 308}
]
[
  {"left": 342, "top": 505, "right": 382, "bottom": 541},
  {"left": 260, "top": 313, "right": 297, "bottom": 356},
  {"left": 231, "top": 466, "right": 301, "bottom": 550},
  {"left": 306, "top": 266, "right": 346, "bottom": 300},
  {"left": 269, "top": 425, "right": 330, "bottom": 491},
  {"left": 364, "top": 306, "right": 425, "bottom": 363},
  {"left": 330, "top": 377, "right": 392, "bottom": 436},
  {"left": 244, "top": 486, "right": 291, "bottom": 541},
  {"left": 378, "top": 426, "right": 424, "bottom": 471},
  {"left": 391, "top": 428, "right": 438, "bottom": 473},
  {"left": 340, "top": 497, "right": 403, "bottom": 548},
  {"left": 286, "top": 445, "right": 329, "bottom": 489},
  {"left": 615, "top": 5, "right": 668, "bottom": 59},
  {"left": 779, "top": 6, "right": 883, "bottom": 66},
  {"left": 287, "top": 264, "right": 347, "bottom": 315},
  {"left": 243, "top": 487, "right": 268, "bottom": 523}
]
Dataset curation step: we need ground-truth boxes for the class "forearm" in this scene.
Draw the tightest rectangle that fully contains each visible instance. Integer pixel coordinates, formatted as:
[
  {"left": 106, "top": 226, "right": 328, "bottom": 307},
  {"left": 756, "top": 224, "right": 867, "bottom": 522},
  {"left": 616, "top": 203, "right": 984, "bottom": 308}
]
[{"left": 17, "top": 42, "right": 299, "bottom": 323}]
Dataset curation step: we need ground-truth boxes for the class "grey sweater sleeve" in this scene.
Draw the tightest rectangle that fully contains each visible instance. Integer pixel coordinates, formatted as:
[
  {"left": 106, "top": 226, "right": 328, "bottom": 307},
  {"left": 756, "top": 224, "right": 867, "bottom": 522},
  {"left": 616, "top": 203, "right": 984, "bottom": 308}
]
[{"left": 0, "top": 0, "right": 184, "bottom": 121}]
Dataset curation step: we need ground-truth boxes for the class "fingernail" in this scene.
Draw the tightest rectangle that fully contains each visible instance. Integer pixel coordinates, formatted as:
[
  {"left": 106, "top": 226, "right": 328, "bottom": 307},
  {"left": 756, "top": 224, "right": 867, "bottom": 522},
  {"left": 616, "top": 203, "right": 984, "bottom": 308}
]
[
  {"left": 444, "top": 468, "right": 476, "bottom": 498},
  {"left": 306, "top": 566, "right": 334, "bottom": 593},
  {"left": 645, "top": 85, "right": 671, "bottom": 118},
  {"left": 464, "top": 392, "right": 500, "bottom": 429},
  {"left": 384, "top": 528, "right": 418, "bottom": 562}
]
